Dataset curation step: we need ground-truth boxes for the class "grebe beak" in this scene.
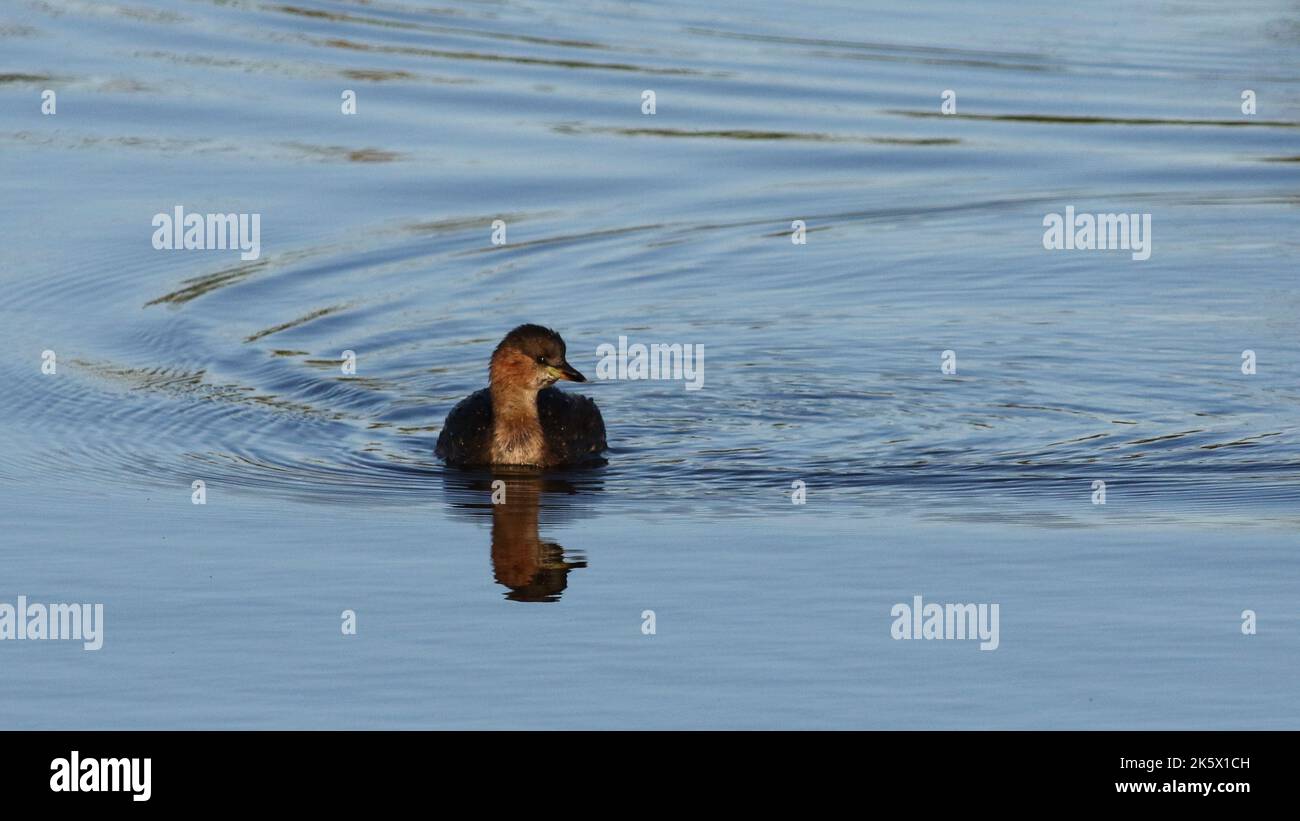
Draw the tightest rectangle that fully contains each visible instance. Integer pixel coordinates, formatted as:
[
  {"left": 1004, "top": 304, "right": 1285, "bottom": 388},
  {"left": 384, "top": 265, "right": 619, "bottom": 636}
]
[{"left": 548, "top": 361, "right": 586, "bottom": 382}]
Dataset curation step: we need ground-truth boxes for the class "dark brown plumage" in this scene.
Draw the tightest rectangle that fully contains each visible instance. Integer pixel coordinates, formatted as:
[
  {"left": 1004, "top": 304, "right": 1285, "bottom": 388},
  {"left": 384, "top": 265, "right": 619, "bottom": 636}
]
[{"left": 436, "top": 325, "right": 606, "bottom": 467}]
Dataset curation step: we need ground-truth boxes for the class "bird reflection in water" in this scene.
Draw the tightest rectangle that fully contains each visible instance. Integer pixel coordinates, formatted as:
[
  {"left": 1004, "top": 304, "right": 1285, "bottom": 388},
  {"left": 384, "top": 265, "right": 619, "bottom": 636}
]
[
  {"left": 490, "top": 474, "right": 586, "bottom": 602},
  {"left": 443, "top": 471, "right": 597, "bottom": 602}
]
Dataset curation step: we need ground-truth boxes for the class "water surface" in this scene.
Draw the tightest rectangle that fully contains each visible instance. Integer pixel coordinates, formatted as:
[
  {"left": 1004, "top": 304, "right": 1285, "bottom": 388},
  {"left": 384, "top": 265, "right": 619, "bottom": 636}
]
[{"left": 0, "top": 0, "right": 1297, "bottom": 728}]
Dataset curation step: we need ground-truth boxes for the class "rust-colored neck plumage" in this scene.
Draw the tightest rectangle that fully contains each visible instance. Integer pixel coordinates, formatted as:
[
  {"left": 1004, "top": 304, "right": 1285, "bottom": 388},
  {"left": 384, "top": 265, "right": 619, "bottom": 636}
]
[
  {"left": 490, "top": 348, "right": 542, "bottom": 408},
  {"left": 488, "top": 348, "right": 546, "bottom": 464}
]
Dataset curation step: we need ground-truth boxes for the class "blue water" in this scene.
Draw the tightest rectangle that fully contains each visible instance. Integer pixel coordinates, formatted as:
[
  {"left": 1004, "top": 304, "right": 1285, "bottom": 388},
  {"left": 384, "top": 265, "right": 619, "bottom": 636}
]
[{"left": 0, "top": 0, "right": 1297, "bottom": 728}]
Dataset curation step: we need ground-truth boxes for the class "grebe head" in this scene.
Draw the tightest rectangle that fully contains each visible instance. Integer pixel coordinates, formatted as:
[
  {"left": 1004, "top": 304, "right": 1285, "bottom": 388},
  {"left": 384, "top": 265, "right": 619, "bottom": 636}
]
[{"left": 489, "top": 324, "right": 586, "bottom": 393}]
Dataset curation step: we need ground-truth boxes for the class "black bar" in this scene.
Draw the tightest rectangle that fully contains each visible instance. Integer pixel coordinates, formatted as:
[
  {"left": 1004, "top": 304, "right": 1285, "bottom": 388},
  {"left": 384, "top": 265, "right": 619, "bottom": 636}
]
[{"left": 5, "top": 730, "right": 1286, "bottom": 807}]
